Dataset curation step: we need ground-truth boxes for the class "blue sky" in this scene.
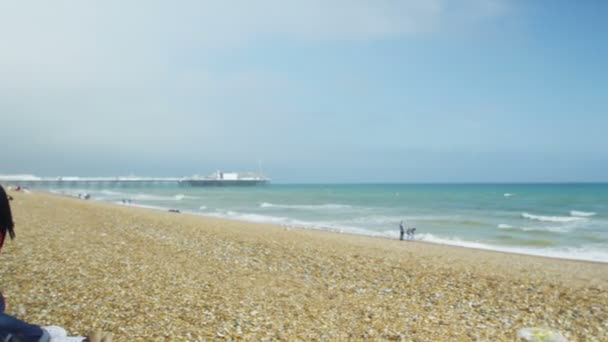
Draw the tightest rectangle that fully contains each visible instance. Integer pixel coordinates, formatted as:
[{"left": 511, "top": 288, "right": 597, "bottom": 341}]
[{"left": 1, "top": 0, "right": 606, "bottom": 182}]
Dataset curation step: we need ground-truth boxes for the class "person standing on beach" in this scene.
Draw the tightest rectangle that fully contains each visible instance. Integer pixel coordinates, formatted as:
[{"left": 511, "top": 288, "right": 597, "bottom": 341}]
[
  {"left": 0, "top": 185, "right": 50, "bottom": 342},
  {"left": 399, "top": 221, "right": 405, "bottom": 241}
]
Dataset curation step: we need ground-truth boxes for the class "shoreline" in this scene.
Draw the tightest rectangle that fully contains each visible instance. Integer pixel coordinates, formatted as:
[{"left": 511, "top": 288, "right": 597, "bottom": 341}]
[
  {"left": 133, "top": 203, "right": 608, "bottom": 266},
  {"left": 1, "top": 191, "right": 607, "bottom": 340},
  {"left": 47, "top": 188, "right": 608, "bottom": 265}
]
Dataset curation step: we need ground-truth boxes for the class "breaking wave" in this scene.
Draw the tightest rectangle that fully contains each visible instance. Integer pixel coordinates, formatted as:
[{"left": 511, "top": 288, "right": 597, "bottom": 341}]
[
  {"left": 174, "top": 194, "right": 199, "bottom": 200},
  {"left": 417, "top": 233, "right": 608, "bottom": 262},
  {"left": 260, "top": 202, "right": 351, "bottom": 210},
  {"left": 521, "top": 212, "right": 586, "bottom": 223},
  {"left": 570, "top": 210, "right": 596, "bottom": 217},
  {"left": 497, "top": 224, "right": 571, "bottom": 234}
]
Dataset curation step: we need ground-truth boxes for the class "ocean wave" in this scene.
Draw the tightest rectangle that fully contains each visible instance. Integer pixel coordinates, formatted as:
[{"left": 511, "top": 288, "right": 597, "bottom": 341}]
[
  {"left": 348, "top": 215, "right": 408, "bottom": 225},
  {"left": 207, "top": 210, "right": 302, "bottom": 226},
  {"left": 99, "top": 190, "right": 124, "bottom": 196},
  {"left": 345, "top": 215, "right": 487, "bottom": 227},
  {"left": 199, "top": 205, "right": 207, "bottom": 211},
  {"left": 125, "top": 193, "right": 200, "bottom": 201},
  {"left": 570, "top": 210, "right": 596, "bottom": 217},
  {"left": 521, "top": 212, "right": 585, "bottom": 223},
  {"left": 200, "top": 209, "right": 606, "bottom": 261},
  {"left": 203, "top": 210, "right": 384, "bottom": 237},
  {"left": 503, "top": 193, "right": 514, "bottom": 197},
  {"left": 130, "top": 193, "right": 177, "bottom": 201},
  {"left": 174, "top": 193, "right": 200, "bottom": 200},
  {"left": 497, "top": 224, "right": 571, "bottom": 233},
  {"left": 417, "top": 233, "right": 608, "bottom": 262},
  {"left": 50, "top": 189, "right": 116, "bottom": 200},
  {"left": 259, "top": 202, "right": 352, "bottom": 210}
]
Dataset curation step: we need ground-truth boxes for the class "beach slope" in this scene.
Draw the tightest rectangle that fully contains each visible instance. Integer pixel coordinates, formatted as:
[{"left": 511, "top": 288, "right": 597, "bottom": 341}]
[{"left": 1, "top": 192, "right": 606, "bottom": 340}]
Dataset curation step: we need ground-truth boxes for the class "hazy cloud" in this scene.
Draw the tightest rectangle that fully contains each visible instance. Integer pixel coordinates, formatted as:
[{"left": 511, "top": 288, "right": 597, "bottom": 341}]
[{"left": 0, "top": 0, "right": 537, "bottom": 181}]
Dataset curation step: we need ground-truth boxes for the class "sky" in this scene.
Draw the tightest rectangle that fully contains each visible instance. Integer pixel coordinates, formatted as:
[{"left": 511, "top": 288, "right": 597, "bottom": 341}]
[{"left": 0, "top": 0, "right": 606, "bottom": 183}]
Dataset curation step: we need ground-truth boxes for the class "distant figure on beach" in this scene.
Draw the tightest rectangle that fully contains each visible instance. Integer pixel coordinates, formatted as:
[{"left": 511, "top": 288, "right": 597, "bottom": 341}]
[
  {"left": 399, "top": 221, "right": 405, "bottom": 241},
  {"left": 408, "top": 228, "right": 416, "bottom": 240}
]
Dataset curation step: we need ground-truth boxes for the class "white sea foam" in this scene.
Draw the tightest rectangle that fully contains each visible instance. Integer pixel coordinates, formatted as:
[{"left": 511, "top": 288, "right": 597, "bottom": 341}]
[
  {"left": 199, "top": 205, "right": 207, "bottom": 210},
  {"left": 417, "top": 233, "right": 608, "bottom": 262},
  {"left": 86, "top": 194, "right": 608, "bottom": 262},
  {"left": 259, "top": 202, "right": 352, "bottom": 210},
  {"left": 52, "top": 188, "right": 132, "bottom": 201},
  {"left": 36, "top": 187, "right": 608, "bottom": 263},
  {"left": 497, "top": 224, "right": 571, "bottom": 233},
  {"left": 130, "top": 193, "right": 174, "bottom": 201},
  {"left": 207, "top": 210, "right": 294, "bottom": 225},
  {"left": 503, "top": 193, "right": 514, "bottom": 197},
  {"left": 129, "top": 193, "right": 194, "bottom": 201},
  {"left": 203, "top": 209, "right": 380, "bottom": 237},
  {"left": 570, "top": 210, "right": 596, "bottom": 217},
  {"left": 521, "top": 212, "right": 585, "bottom": 223},
  {"left": 328, "top": 214, "right": 472, "bottom": 227},
  {"left": 99, "top": 190, "right": 124, "bottom": 196},
  {"left": 348, "top": 215, "right": 407, "bottom": 225},
  {"left": 348, "top": 214, "right": 468, "bottom": 225},
  {"left": 174, "top": 193, "right": 199, "bottom": 200}
]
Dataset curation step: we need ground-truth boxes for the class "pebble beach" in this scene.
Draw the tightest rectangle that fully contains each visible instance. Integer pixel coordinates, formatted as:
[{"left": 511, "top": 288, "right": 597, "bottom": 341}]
[{"left": 1, "top": 191, "right": 607, "bottom": 341}]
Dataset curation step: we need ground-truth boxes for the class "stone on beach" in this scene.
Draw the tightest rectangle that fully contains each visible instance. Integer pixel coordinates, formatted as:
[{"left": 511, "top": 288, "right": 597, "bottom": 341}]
[{"left": 0, "top": 192, "right": 606, "bottom": 340}]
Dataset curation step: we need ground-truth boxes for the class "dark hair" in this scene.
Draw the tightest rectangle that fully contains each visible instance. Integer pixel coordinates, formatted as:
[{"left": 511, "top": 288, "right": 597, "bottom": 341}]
[{"left": 0, "top": 185, "right": 15, "bottom": 250}]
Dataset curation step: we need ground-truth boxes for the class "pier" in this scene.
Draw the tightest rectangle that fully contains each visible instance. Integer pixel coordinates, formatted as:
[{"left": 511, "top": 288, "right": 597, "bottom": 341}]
[{"left": 0, "top": 175, "right": 183, "bottom": 187}]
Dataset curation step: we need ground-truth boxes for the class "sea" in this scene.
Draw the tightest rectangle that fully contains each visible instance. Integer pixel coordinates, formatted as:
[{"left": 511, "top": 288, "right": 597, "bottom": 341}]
[{"left": 27, "top": 182, "right": 608, "bottom": 263}]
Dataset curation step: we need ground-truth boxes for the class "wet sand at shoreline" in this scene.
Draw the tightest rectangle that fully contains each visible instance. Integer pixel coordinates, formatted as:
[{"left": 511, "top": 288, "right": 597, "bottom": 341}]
[{"left": 1, "top": 191, "right": 606, "bottom": 340}]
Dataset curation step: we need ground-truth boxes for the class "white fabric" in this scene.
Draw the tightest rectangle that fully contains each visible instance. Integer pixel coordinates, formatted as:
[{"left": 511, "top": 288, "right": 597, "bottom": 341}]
[{"left": 42, "top": 326, "right": 86, "bottom": 342}]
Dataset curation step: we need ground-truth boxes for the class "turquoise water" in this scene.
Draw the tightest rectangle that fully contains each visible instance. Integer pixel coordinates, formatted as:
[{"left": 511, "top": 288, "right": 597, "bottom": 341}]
[{"left": 35, "top": 183, "right": 608, "bottom": 262}]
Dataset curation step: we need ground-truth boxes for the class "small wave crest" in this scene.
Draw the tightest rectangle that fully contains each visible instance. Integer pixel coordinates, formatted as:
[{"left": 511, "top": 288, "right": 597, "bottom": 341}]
[
  {"left": 521, "top": 212, "right": 585, "bottom": 223},
  {"left": 503, "top": 193, "right": 514, "bottom": 197},
  {"left": 174, "top": 194, "right": 200, "bottom": 200},
  {"left": 259, "top": 202, "right": 352, "bottom": 210},
  {"left": 130, "top": 193, "right": 177, "bottom": 201},
  {"left": 570, "top": 210, "right": 596, "bottom": 217},
  {"left": 497, "top": 224, "right": 571, "bottom": 234},
  {"left": 126, "top": 193, "right": 197, "bottom": 201}
]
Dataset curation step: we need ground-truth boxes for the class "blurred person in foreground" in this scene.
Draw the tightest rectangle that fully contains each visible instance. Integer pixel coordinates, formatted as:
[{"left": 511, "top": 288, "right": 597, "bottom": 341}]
[{"left": 0, "top": 184, "right": 50, "bottom": 341}]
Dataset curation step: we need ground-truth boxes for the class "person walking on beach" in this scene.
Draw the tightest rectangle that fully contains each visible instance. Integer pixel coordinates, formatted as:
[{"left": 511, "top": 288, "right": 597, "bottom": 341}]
[
  {"left": 0, "top": 185, "right": 50, "bottom": 342},
  {"left": 399, "top": 221, "right": 405, "bottom": 241}
]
